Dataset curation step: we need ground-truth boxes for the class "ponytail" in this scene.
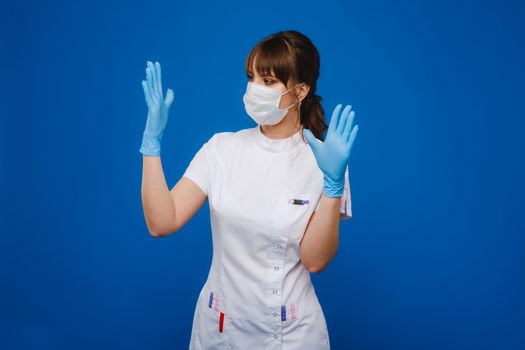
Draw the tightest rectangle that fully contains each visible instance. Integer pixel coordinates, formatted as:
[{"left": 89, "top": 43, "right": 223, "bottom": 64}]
[{"left": 300, "top": 93, "right": 328, "bottom": 141}]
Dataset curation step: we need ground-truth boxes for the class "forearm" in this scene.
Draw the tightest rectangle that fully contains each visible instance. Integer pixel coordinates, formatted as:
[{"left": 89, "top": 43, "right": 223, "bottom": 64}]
[
  {"left": 300, "top": 194, "right": 340, "bottom": 272},
  {"left": 141, "top": 155, "right": 175, "bottom": 236}
]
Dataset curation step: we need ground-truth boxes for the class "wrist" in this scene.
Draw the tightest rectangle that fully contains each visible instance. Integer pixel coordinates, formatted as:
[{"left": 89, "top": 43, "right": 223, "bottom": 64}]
[
  {"left": 322, "top": 175, "right": 344, "bottom": 198},
  {"left": 139, "top": 135, "right": 162, "bottom": 156}
]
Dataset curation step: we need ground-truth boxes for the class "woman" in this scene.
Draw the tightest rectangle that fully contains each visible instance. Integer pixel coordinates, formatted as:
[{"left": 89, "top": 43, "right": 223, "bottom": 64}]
[{"left": 139, "top": 30, "right": 359, "bottom": 350}]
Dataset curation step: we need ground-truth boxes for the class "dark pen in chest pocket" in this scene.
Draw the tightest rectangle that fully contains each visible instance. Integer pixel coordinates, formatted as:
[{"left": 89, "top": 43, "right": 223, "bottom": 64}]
[{"left": 288, "top": 197, "right": 310, "bottom": 205}]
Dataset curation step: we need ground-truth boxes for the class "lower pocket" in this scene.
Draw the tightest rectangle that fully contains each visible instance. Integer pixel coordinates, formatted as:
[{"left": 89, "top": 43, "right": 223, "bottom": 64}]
[
  {"left": 223, "top": 316, "right": 274, "bottom": 349},
  {"left": 194, "top": 293, "right": 230, "bottom": 349},
  {"left": 281, "top": 307, "right": 330, "bottom": 349}
]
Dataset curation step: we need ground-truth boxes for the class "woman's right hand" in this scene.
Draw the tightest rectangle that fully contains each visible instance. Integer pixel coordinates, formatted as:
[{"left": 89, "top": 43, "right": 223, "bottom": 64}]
[{"left": 139, "top": 61, "right": 175, "bottom": 156}]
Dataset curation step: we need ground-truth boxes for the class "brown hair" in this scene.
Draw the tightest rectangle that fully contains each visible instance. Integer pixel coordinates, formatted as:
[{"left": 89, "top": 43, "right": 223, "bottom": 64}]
[{"left": 245, "top": 30, "right": 328, "bottom": 141}]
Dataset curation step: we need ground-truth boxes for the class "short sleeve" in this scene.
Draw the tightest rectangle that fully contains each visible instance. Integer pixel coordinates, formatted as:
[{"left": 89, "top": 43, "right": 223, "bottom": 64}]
[
  {"left": 314, "top": 164, "right": 352, "bottom": 220},
  {"left": 182, "top": 134, "right": 214, "bottom": 196},
  {"left": 339, "top": 165, "right": 352, "bottom": 220}
]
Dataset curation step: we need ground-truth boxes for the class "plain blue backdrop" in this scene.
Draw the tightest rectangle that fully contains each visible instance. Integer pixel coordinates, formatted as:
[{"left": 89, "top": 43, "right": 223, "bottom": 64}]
[{"left": 1, "top": 0, "right": 524, "bottom": 349}]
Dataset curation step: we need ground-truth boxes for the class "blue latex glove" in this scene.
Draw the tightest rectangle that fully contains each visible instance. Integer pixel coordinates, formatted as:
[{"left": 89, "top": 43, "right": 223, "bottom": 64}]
[
  {"left": 139, "top": 61, "right": 174, "bottom": 156},
  {"left": 303, "top": 104, "right": 359, "bottom": 198}
]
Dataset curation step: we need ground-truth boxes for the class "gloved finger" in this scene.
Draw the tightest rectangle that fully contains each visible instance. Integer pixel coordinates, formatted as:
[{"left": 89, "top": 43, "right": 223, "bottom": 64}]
[
  {"left": 142, "top": 80, "right": 152, "bottom": 106},
  {"left": 342, "top": 110, "right": 355, "bottom": 141},
  {"left": 146, "top": 66, "right": 156, "bottom": 102},
  {"left": 303, "top": 128, "right": 321, "bottom": 154},
  {"left": 148, "top": 61, "right": 159, "bottom": 99},
  {"left": 149, "top": 65, "right": 160, "bottom": 102},
  {"left": 347, "top": 124, "right": 359, "bottom": 149},
  {"left": 165, "top": 88, "right": 174, "bottom": 109},
  {"left": 337, "top": 105, "right": 352, "bottom": 135},
  {"left": 155, "top": 62, "right": 164, "bottom": 100},
  {"left": 328, "top": 104, "right": 343, "bottom": 136}
]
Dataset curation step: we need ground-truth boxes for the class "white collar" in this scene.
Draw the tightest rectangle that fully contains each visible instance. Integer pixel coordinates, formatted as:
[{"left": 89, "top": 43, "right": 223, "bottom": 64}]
[{"left": 252, "top": 124, "right": 307, "bottom": 153}]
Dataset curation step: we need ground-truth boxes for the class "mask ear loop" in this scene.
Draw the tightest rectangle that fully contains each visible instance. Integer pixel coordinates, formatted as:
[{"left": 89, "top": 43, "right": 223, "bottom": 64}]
[
  {"left": 282, "top": 82, "right": 305, "bottom": 110},
  {"left": 287, "top": 82, "right": 307, "bottom": 152},
  {"left": 293, "top": 83, "right": 311, "bottom": 146},
  {"left": 295, "top": 82, "right": 306, "bottom": 109}
]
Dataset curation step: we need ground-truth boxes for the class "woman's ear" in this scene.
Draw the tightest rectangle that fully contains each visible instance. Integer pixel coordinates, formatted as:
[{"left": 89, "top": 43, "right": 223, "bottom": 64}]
[{"left": 297, "top": 83, "right": 310, "bottom": 103}]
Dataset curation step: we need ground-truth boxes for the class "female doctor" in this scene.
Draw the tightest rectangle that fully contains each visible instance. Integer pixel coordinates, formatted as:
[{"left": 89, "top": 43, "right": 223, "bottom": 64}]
[{"left": 139, "top": 30, "right": 359, "bottom": 350}]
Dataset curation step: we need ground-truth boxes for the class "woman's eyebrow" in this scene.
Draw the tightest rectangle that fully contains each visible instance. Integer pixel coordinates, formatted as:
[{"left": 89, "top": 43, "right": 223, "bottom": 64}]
[{"left": 247, "top": 71, "right": 275, "bottom": 78}]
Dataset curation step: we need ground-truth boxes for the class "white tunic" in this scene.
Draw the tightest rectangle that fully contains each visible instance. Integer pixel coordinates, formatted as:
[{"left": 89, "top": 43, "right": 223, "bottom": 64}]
[{"left": 183, "top": 124, "right": 352, "bottom": 350}]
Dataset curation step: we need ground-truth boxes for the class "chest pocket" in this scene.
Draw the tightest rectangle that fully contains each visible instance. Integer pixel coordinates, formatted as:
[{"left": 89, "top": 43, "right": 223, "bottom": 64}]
[{"left": 273, "top": 191, "right": 316, "bottom": 241}]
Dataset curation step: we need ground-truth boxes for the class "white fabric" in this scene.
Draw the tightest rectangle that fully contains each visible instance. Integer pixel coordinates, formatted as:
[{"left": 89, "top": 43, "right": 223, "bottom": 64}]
[
  {"left": 242, "top": 81, "right": 303, "bottom": 125},
  {"left": 183, "top": 124, "right": 352, "bottom": 349}
]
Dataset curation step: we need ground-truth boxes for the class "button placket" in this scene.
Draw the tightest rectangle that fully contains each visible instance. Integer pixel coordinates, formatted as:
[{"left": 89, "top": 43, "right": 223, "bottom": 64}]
[
  {"left": 269, "top": 316, "right": 282, "bottom": 345},
  {"left": 268, "top": 235, "right": 285, "bottom": 299},
  {"left": 269, "top": 258, "right": 283, "bottom": 297},
  {"left": 267, "top": 236, "right": 285, "bottom": 345}
]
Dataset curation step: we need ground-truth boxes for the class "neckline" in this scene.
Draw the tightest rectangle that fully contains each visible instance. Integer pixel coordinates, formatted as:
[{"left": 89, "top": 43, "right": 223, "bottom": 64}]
[{"left": 252, "top": 124, "right": 307, "bottom": 153}]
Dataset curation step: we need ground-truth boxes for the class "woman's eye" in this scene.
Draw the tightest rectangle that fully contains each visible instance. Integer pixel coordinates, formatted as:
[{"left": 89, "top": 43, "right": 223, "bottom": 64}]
[{"left": 245, "top": 74, "right": 273, "bottom": 85}]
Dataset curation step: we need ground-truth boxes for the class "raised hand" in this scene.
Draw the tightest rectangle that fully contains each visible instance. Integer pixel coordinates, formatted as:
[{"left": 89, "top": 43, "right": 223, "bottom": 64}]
[
  {"left": 303, "top": 104, "right": 359, "bottom": 197},
  {"left": 139, "top": 61, "right": 175, "bottom": 156}
]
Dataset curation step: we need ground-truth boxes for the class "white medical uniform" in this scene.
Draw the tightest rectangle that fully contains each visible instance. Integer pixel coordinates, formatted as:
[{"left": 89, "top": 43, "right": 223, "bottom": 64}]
[{"left": 183, "top": 124, "right": 352, "bottom": 350}]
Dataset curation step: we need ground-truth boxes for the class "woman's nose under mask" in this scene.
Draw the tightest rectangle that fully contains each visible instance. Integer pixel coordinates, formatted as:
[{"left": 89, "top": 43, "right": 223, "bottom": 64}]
[{"left": 243, "top": 81, "right": 304, "bottom": 125}]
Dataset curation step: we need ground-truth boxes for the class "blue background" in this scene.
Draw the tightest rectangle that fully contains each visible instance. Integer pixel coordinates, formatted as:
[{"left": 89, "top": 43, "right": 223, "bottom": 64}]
[{"left": 1, "top": 0, "right": 524, "bottom": 349}]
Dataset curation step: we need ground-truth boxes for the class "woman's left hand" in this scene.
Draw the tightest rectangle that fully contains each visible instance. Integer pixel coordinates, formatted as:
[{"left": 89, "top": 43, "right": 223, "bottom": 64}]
[{"left": 303, "top": 104, "right": 359, "bottom": 198}]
